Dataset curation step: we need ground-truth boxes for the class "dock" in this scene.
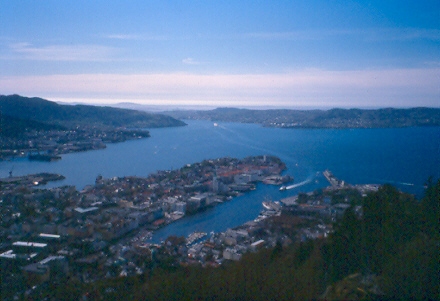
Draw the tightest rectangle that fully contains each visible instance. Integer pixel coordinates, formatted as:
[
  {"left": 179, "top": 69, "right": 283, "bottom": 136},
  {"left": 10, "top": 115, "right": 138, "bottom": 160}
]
[{"left": 323, "top": 170, "right": 344, "bottom": 187}]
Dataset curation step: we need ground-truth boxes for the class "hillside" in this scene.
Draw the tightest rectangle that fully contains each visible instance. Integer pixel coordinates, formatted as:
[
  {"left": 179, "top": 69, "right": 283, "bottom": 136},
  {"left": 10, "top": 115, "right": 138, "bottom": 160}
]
[
  {"left": 0, "top": 95, "right": 185, "bottom": 160},
  {"left": 0, "top": 114, "right": 66, "bottom": 137},
  {"left": 0, "top": 95, "right": 186, "bottom": 129},
  {"left": 165, "top": 107, "right": 440, "bottom": 128}
]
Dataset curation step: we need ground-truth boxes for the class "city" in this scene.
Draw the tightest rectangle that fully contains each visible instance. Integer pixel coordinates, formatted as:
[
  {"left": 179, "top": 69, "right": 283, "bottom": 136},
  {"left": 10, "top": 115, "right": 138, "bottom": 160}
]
[{"left": 0, "top": 157, "right": 383, "bottom": 299}]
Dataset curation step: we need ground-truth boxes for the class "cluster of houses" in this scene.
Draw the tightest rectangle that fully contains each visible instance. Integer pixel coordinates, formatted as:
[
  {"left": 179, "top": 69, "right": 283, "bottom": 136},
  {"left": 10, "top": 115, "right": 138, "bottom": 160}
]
[
  {"left": 0, "top": 127, "right": 150, "bottom": 160},
  {"left": 0, "top": 156, "right": 291, "bottom": 287}
]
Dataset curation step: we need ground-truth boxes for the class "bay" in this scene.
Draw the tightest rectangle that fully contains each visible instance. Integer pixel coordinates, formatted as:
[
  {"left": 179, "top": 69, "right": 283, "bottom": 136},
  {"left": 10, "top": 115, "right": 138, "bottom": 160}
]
[{"left": 1, "top": 121, "right": 439, "bottom": 242}]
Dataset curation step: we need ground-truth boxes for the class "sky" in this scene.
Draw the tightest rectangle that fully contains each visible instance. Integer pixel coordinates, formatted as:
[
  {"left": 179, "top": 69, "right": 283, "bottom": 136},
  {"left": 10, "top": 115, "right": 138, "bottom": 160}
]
[{"left": 0, "top": 0, "right": 439, "bottom": 108}]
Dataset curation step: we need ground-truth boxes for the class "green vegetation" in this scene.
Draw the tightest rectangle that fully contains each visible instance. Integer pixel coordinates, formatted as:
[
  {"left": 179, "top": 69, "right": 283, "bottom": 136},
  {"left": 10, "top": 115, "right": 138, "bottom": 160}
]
[
  {"left": 30, "top": 180, "right": 438, "bottom": 300},
  {"left": 323, "top": 181, "right": 439, "bottom": 300},
  {"left": 0, "top": 114, "right": 66, "bottom": 137},
  {"left": 165, "top": 107, "right": 440, "bottom": 128}
]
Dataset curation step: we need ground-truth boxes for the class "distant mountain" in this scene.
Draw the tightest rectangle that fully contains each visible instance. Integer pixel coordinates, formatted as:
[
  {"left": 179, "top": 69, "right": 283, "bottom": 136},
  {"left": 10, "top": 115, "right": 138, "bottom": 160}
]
[
  {"left": 165, "top": 107, "right": 440, "bottom": 128},
  {"left": 112, "top": 102, "right": 218, "bottom": 113},
  {"left": 0, "top": 94, "right": 186, "bottom": 129}
]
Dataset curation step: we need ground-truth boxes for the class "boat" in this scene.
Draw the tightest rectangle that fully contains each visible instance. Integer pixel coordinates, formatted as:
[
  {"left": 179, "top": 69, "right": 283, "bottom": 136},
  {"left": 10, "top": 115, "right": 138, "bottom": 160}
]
[
  {"left": 262, "top": 201, "right": 272, "bottom": 210},
  {"left": 28, "top": 154, "right": 61, "bottom": 162},
  {"left": 279, "top": 186, "right": 287, "bottom": 191},
  {"left": 213, "top": 123, "right": 218, "bottom": 127},
  {"left": 262, "top": 201, "right": 281, "bottom": 211}
]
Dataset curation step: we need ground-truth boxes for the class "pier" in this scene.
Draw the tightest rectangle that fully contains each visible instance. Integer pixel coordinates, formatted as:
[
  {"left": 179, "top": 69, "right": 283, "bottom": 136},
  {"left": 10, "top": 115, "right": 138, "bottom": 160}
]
[{"left": 323, "top": 170, "right": 344, "bottom": 187}]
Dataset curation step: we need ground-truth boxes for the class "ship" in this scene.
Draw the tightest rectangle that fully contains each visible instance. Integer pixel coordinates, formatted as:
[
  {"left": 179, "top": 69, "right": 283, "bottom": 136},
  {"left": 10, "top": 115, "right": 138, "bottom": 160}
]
[
  {"left": 28, "top": 154, "right": 61, "bottom": 162},
  {"left": 262, "top": 201, "right": 281, "bottom": 211}
]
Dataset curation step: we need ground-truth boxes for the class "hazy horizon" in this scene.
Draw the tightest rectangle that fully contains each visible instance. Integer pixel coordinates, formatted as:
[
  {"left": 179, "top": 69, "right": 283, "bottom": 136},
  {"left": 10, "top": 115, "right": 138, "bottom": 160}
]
[
  {"left": 3, "top": 93, "right": 439, "bottom": 112},
  {"left": 78, "top": 100, "right": 440, "bottom": 112},
  {"left": 1, "top": 1, "right": 439, "bottom": 108}
]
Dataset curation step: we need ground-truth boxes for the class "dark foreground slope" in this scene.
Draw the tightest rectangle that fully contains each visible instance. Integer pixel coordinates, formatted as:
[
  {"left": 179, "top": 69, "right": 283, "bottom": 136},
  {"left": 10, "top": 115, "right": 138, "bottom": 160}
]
[{"left": 165, "top": 107, "right": 440, "bottom": 128}]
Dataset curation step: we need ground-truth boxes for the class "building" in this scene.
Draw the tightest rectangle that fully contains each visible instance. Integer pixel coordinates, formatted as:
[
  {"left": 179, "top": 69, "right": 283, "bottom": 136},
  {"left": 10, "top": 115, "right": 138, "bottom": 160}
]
[{"left": 223, "top": 248, "right": 242, "bottom": 261}]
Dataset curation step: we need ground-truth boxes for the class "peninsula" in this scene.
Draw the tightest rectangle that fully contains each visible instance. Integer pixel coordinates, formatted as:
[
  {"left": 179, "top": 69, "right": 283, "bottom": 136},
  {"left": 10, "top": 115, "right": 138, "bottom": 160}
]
[
  {"left": 0, "top": 155, "right": 290, "bottom": 296},
  {"left": 2, "top": 160, "right": 436, "bottom": 300},
  {"left": 0, "top": 95, "right": 186, "bottom": 160}
]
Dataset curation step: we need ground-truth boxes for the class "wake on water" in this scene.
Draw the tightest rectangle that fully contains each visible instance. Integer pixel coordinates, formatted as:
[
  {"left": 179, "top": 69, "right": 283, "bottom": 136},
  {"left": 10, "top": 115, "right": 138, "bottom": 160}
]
[
  {"left": 369, "top": 177, "right": 415, "bottom": 187},
  {"left": 213, "top": 124, "right": 299, "bottom": 166},
  {"left": 286, "top": 176, "right": 313, "bottom": 190},
  {"left": 214, "top": 124, "right": 322, "bottom": 192}
]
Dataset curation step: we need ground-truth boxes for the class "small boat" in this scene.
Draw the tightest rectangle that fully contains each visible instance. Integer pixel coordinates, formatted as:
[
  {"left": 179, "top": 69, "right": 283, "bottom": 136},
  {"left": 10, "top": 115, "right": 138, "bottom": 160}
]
[
  {"left": 262, "top": 202, "right": 272, "bottom": 210},
  {"left": 279, "top": 186, "right": 287, "bottom": 191},
  {"left": 213, "top": 123, "right": 218, "bottom": 127}
]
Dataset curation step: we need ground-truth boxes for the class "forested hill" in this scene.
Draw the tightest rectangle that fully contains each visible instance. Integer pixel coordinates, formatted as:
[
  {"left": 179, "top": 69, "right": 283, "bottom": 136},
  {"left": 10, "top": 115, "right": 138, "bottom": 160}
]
[
  {"left": 0, "top": 94, "right": 186, "bottom": 129},
  {"left": 0, "top": 115, "right": 67, "bottom": 137},
  {"left": 164, "top": 107, "right": 440, "bottom": 128}
]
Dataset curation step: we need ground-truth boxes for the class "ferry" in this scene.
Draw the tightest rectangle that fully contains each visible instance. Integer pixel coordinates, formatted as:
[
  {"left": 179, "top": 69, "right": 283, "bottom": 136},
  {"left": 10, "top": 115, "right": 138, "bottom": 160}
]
[{"left": 262, "top": 201, "right": 281, "bottom": 211}]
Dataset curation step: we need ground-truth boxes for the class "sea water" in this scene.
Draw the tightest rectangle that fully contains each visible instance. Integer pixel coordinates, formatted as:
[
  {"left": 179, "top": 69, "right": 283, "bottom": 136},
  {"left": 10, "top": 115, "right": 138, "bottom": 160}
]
[{"left": 1, "top": 121, "right": 438, "bottom": 241}]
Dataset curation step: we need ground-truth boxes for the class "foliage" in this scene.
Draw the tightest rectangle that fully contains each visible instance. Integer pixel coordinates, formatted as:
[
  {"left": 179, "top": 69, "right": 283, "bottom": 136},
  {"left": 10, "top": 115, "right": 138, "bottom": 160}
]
[
  {"left": 324, "top": 180, "right": 439, "bottom": 299},
  {"left": 381, "top": 236, "right": 439, "bottom": 300},
  {"left": 0, "top": 114, "right": 66, "bottom": 137},
  {"left": 85, "top": 241, "right": 326, "bottom": 301}
]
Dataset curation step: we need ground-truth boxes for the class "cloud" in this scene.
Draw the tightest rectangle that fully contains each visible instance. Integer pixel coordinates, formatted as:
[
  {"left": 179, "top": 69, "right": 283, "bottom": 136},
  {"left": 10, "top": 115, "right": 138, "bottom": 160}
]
[
  {"left": 241, "top": 30, "right": 337, "bottom": 41},
  {"left": 1, "top": 69, "right": 439, "bottom": 107},
  {"left": 182, "top": 57, "right": 200, "bottom": 65},
  {"left": 242, "top": 28, "right": 440, "bottom": 42},
  {"left": 360, "top": 28, "right": 440, "bottom": 42},
  {"left": 105, "top": 34, "right": 142, "bottom": 40},
  {"left": 104, "top": 33, "right": 170, "bottom": 41},
  {"left": 390, "top": 28, "right": 440, "bottom": 41},
  {"left": 7, "top": 43, "right": 117, "bottom": 61}
]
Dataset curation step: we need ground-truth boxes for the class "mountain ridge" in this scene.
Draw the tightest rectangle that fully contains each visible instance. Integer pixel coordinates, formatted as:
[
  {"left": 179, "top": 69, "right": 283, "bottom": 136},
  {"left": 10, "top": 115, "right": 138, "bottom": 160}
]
[
  {"left": 0, "top": 94, "right": 186, "bottom": 129},
  {"left": 164, "top": 106, "right": 440, "bottom": 128}
]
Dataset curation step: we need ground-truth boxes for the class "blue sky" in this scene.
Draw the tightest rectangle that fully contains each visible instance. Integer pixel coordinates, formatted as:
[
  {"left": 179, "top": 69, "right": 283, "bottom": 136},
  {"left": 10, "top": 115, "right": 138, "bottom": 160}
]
[{"left": 0, "top": 0, "right": 439, "bottom": 108}]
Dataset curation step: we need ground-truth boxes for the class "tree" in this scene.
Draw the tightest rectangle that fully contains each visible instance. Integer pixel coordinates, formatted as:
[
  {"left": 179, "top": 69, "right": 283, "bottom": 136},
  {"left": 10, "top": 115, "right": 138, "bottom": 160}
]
[
  {"left": 325, "top": 206, "right": 361, "bottom": 281},
  {"left": 420, "top": 178, "right": 440, "bottom": 239}
]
